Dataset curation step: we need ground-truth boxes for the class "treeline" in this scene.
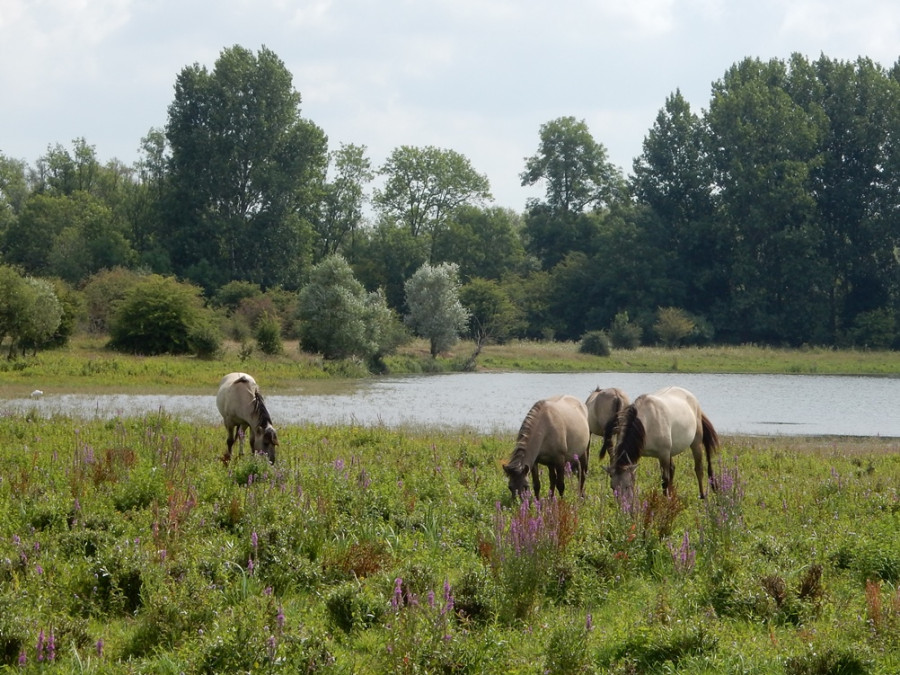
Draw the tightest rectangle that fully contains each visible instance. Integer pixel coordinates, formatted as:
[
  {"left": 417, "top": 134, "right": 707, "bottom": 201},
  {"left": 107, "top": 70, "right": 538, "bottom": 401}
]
[{"left": 2, "top": 46, "right": 900, "bottom": 356}]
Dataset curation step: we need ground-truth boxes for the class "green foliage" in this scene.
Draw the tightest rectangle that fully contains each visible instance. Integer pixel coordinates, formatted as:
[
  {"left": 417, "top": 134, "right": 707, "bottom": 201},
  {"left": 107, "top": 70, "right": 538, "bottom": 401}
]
[
  {"left": 297, "top": 254, "right": 403, "bottom": 363},
  {"left": 578, "top": 330, "right": 611, "bottom": 356},
  {"left": 609, "top": 311, "right": 642, "bottom": 349},
  {"left": 108, "top": 275, "right": 218, "bottom": 355},
  {"left": 255, "top": 312, "right": 283, "bottom": 355},
  {"left": 654, "top": 306, "right": 696, "bottom": 347},
  {"left": 81, "top": 267, "right": 145, "bottom": 334},
  {"left": 404, "top": 262, "right": 470, "bottom": 357}
]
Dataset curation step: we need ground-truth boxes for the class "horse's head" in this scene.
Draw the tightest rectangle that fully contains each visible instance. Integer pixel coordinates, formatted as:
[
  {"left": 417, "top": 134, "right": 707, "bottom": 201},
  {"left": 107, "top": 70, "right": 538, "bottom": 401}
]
[
  {"left": 251, "top": 423, "right": 279, "bottom": 462},
  {"left": 503, "top": 463, "right": 530, "bottom": 499},
  {"left": 605, "top": 463, "right": 637, "bottom": 505}
]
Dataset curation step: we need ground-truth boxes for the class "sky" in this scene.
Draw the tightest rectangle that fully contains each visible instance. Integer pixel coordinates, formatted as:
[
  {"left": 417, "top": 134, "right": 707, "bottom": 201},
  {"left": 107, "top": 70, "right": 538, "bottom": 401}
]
[{"left": 2, "top": 0, "right": 900, "bottom": 212}]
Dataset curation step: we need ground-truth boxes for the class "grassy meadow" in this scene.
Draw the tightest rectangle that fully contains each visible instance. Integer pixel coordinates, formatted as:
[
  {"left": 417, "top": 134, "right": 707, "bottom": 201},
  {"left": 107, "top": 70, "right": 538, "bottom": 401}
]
[
  {"left": 1, "top": 339, "right": 899, "bottom": 672},
  {"left": 0, "top": 414, "right": 898, "bottom": 673}
]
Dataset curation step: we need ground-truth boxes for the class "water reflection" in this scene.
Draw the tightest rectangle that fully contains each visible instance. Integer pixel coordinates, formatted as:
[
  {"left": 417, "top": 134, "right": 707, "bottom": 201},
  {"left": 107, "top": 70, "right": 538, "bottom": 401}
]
[{"left": 2, "top": 372, "right": 899, "bottom": 437}]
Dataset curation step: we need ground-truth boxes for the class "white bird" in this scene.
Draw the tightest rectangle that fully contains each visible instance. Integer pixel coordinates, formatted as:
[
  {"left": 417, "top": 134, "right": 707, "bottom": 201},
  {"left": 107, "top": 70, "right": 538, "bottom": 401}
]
[{"left": 30, "top": 390, "right": 43, "bottom": 399}]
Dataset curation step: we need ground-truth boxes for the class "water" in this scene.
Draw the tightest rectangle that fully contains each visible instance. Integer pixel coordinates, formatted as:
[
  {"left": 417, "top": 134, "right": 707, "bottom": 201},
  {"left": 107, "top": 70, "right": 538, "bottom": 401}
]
[{"left": 3, "top": 372, "right": 899, "bottom": 437}]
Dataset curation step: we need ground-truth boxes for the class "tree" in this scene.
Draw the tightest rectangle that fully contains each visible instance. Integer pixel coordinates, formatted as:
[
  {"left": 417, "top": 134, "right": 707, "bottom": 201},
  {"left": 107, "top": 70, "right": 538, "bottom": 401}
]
[
  {"left": 374, "top": 146, "right": 491, "bottom": 260},
  {"left": 404, "top": 262, "right": 469, "bottom": 357},
  {"left": 631, "top": 91, "right": 725, "bottom": 316},
  {"left": 706, "top": 56, "right": 828, "bottom": 344},
  {"left": 432, "top": 205, "right": 530, "bottom": 281},
  {"left": 521, "top": 117, "right": 621, "bottom": 215},
  {"left": 316, "top": 143, "right": 373, "bottom": 259},
  {"left": 108, "top": 275, "right": 219, "bottom": 355},
  {"left": 459, "top": 277, "right": 522, "bottom": 361},
  {"left": 297, "top": 255, "right": 403, "bottom": 362},
  {"left": 0, "top": 267, "right": 62, "bottom": 356},
  {"left": 0, "top": 153, "right": 29, "bottom": 233},
  {"left": 4, "top": 191, "right": 133, "bottom": 282},
  {"left": 15, "top": 277, "right": 63, "bottom": 355},
  {"left": 165, "top": 44, "right": 328, "bottom": 290}
]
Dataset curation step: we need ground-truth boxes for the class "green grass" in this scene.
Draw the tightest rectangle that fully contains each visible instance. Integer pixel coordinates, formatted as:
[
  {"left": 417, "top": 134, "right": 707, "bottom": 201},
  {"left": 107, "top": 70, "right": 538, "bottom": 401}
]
[{"left": 1, "top": 411, "right": 899, "bottom": 673}]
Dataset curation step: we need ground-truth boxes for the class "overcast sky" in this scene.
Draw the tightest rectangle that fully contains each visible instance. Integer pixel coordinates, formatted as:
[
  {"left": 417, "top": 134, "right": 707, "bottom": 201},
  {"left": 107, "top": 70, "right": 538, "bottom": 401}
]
[{"left": 3, "top": 0, "right": 899, "bottom": 211}]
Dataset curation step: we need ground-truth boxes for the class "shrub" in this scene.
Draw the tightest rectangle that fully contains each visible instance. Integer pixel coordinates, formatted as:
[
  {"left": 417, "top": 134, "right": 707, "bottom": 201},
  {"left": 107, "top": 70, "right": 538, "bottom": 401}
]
[
  {"left": 578, "top": 330, "right": 611, "bottom": 356},
  {"left": 255, "top": 312, "right": 283, "bottom": 355},
  {"left": 108, "top": 275, "right": 218, "bottom": 355},
  {"left": 654, "top": 307, "right": 695, "bottom": 347},
  {"left": 609, "top": 311, "right": 642, "bottom": 349}
]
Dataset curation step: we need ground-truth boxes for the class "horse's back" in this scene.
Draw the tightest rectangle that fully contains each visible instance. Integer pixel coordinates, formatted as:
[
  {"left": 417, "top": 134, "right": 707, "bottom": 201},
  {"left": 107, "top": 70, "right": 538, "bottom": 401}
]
[
  {"left": 540, "top": 394, "right": 590, "bottom": 451},
  {"left": 637, "top": 388, "right": 702, "bottom": 454},
  {"left": 586, "top": 387, "right": 629, "bottom": 435},
  {"left": 216, "top": 372, "right": 258, "bottom": 423}
]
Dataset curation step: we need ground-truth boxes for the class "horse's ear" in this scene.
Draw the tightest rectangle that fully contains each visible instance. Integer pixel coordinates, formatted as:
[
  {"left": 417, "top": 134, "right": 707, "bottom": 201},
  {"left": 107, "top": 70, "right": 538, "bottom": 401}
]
[{"left": 502, "top": 463, "right": 514, "bottom": 477}]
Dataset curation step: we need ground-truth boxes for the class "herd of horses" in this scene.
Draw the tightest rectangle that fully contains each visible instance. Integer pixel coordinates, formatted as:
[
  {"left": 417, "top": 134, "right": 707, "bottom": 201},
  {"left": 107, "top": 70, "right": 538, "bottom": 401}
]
[{"left": 216, "top": 372, "right": 719, "bottom": 506}]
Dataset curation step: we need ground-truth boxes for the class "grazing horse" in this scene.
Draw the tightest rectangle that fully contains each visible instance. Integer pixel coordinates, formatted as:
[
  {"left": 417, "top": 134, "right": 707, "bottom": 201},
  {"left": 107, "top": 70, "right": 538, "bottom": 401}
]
[
  {"left": 503, "top": 395, "right": 591, "bottom": 499},
  {"left": 585, "top": 387, "right": 630, "bottom": 461},
  {"left": 216, "top": 372, "right": 278, "bottom": 463},
  {"left": 606, "top": 386, "right": 718, "bottom": 503}
]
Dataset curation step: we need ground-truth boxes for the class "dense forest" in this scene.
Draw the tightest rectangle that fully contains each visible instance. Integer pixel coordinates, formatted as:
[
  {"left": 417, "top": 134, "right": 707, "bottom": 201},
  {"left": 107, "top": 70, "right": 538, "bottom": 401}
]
[{"left": 2, "top": 46, "right": 900, "bottom": 357}]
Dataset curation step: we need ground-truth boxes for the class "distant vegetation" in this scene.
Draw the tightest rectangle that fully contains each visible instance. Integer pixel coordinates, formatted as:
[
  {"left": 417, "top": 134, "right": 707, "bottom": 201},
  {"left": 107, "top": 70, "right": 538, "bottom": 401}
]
[{"left": 3, "top": 49, "right": 900, "bottom": 362}]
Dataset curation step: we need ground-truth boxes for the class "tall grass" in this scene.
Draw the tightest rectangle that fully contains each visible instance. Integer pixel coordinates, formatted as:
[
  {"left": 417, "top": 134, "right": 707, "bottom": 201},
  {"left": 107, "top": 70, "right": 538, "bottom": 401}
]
[{"left": 0, "top": 412, "right": 899, "bottom": 672}]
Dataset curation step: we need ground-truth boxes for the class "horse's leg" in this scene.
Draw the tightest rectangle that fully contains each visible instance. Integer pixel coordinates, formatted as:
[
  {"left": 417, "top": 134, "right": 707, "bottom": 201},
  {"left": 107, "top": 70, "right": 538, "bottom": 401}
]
[
  {"left": 531, "top": 465, "right": 542, "bottom": 499},
  {"left": 224, "top": 425, "right": 236, "bottom": 463},
  {"left": 551, "top": 464, "right": 564, "bottom": 498},
  {"left": 660, "top": 457, "right": 674, "bottom": 495},
  {"left": 578, "top": 452, "right": 588, "bottom": 496},
  {"left": 690, "top": 442, "right": 706, "bottom": 499}
]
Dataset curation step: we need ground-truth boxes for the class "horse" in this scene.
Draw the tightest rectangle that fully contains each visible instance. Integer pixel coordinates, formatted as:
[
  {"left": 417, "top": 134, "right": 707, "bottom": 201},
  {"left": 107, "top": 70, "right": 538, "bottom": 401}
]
[
  {"left": 503, "top": 394, "right": 591, "bottom": 499},
  {"left": 216, "top": 372, "right": 279, "bottom": 463},
  {"left": 585, "top": 387, "right": 630, "bottom": 461},
  {"left": 606, "top": 386, "right": 718, "bottom": 503}
]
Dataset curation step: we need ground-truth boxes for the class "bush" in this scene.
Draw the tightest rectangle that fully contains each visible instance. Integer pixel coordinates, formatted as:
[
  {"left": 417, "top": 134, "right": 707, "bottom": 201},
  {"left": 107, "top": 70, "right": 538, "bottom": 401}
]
[
  {"left": 609, "top": 311, "right": 642, "bottom": 349},
  {"left": 255, "top": 312, "right": 283, "bottom": 355},
  {"left": 654, "top": 307, "right": 695, "bottom": 347},
  {"left": 578, "top": 330, "right": 611, "bottom": 356},
  {"left": 108, "top": 275, "right": 217, "bottom": 355}
]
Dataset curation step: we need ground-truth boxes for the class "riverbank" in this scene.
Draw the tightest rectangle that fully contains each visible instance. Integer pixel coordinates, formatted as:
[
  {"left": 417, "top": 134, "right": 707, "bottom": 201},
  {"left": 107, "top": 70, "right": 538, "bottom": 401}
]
[{"left": 0, "top": 336, "right": 898, "bottom": 394}]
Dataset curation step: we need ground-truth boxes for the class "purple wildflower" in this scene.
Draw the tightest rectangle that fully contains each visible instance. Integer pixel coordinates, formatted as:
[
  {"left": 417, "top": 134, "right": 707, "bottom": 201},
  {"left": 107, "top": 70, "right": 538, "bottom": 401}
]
[
  {"left": 36, "top": 629, "right": 45, "bottom": 662},
  {"left": 277, "top": 606, "right": 285, "bottom": 631},
  {"left": 586, "top": 613, "right": 593, "bottom": 631},
  {"left": 96, "top": 639, "right": 104, "bottom": 657}
]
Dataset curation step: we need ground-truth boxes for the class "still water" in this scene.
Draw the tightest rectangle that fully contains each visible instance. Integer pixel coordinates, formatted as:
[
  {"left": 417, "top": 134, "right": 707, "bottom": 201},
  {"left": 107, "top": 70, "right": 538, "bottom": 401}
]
[{"left": 3, "top": 372, "right": 899, "bottom": 437}]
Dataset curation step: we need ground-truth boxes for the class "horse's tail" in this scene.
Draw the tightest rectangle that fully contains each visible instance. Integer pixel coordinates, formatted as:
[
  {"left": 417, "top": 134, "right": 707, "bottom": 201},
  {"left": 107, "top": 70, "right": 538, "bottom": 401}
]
[
  {"left": 613, "top": 403, "right": 644, "bottom": 466},
  {"left": 701, "top": 412, "right": 719, "bottom": 486}
]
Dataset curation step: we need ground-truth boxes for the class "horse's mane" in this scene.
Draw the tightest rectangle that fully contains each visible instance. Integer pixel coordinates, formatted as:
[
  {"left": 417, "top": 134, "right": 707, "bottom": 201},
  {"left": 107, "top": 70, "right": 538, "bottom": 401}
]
[
  {"left": 613, "top": 400, "right": 645, "bottom": 467},
  {"left": 252, "top": 390, "right": 273, "bottom": 427},
  {"left": 508, "top": 400, "right": 546, "bottom": 468}
]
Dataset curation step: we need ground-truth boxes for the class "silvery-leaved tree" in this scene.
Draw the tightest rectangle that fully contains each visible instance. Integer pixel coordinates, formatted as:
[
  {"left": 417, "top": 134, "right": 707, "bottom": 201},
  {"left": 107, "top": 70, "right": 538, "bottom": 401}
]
[{"left": 404, "top": 262, "right": 469, "bottom": 358}]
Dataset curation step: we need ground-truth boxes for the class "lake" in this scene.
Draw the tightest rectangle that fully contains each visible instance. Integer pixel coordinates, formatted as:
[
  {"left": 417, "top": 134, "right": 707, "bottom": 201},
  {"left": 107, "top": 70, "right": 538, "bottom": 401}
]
[{"left": 3, "top": 371, "right": 899, "bottom": 437}]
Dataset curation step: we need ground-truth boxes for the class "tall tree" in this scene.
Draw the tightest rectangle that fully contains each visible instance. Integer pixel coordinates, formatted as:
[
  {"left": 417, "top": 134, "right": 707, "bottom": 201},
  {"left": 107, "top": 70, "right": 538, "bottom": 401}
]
[
  {"left": 316, "top": 143, "right": 373, "bottom": 260},
  {"left": 706, "top": 56, "right": 828, "bottom": 344},
  {"left": 165, "top": 44, "right": 327, "bottom": 290},
  {"left": 810, "top": 55, "right": 900, "bottom": 341},
  {"left": 631, "top": 90, "right": 725, "bottom": 317},
  {"left": 520, "top": 118, "right": 622, "bottom": 269},
  {"left": 521, "top": 116, "right": 620, "bottom": 215},
  {"left": 374, "top": 145, "right": 491, "bottom": 261}
]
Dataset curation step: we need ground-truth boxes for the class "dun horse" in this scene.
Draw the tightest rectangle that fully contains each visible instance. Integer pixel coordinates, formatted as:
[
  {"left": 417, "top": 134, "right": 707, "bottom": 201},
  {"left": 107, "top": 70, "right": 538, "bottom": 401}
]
[
  {"left": 503, "top": 394, "right": 591, "bottom": 499},
  {"left": 585, "top": 387, "right": 630, "bottom": 461},
  {"left": 216, "top": 372, "right": 279, "bottom": 463},
  {"left": 606, "top": 386, "right": 718, "bottom": 502}
]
